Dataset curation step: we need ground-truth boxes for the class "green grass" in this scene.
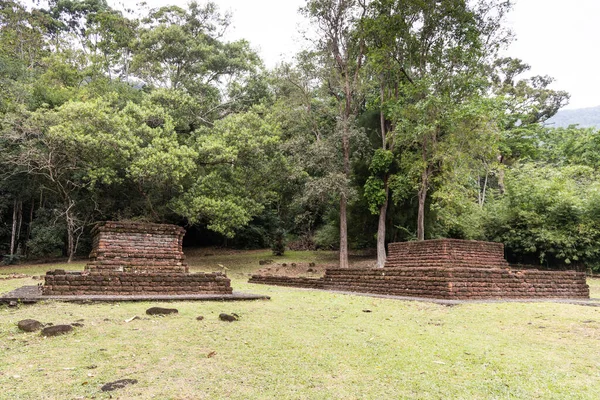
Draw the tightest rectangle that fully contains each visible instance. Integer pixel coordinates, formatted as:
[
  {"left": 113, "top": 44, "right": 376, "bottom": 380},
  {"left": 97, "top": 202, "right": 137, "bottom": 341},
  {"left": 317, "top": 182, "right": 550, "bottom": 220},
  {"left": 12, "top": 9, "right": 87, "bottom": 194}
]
[{"left": 1, "top": 251, "right": 600, "bottom": 399}]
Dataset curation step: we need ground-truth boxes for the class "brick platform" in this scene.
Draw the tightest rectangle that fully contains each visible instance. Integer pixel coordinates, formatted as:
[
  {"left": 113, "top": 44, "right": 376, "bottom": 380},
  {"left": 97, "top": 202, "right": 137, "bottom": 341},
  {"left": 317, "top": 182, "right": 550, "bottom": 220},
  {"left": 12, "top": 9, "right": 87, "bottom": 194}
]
[
  {"left": 249, "top": 239, "right": 589, "bottom": 300},
  {"left": 385, "top": 239, "right": 509, "bottom": 268},
  {"left": 43, "top": 221, "right": 233, "bottom": 296}
]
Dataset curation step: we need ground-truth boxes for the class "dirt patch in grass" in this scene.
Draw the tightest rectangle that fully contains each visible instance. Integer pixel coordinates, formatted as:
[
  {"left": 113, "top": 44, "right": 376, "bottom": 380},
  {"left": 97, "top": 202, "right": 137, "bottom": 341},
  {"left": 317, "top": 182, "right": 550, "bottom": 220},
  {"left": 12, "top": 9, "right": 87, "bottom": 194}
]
[{"left": 254, "top": 259, "right": 375, "bottom": 278}]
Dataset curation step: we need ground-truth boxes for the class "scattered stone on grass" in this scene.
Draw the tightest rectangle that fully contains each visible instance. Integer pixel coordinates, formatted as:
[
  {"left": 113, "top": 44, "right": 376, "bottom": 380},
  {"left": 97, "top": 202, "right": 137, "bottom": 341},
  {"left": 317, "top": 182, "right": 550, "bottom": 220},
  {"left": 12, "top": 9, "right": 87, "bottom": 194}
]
[
  {"left": 41, "top": 325, "right": 73, "bottom": 337},
  {"left": 0, "top": 273, "right": 29, "bottom": 280},
  {"left": 146, "top": 307, "right": 178, "bottom": 316},
  {"left": 219, "top": 313, "right": 239, "bottom": 322},
  {"left": 71, "top": 322, "right": 84, "bottom": 327},
  {"left": 196, "top": 316, "right": 204, "bottom": 321},
  {"left": 100, "top": 379, "right": 138, "bottom": 392},
  {"left": 362, "top": 309, "right": 372, "bottom": 313},
  {"left": 259, "top": 259, "right": 273, "bottom": 265},
  {"left": 207, "top": 351, "right": 217, "bottom": 358},
  {"left": 8, "top": 301, "right": 17, "bottom": 307},
  {"left": 17, "top": 319, "right": 43, "bottom": 332}
]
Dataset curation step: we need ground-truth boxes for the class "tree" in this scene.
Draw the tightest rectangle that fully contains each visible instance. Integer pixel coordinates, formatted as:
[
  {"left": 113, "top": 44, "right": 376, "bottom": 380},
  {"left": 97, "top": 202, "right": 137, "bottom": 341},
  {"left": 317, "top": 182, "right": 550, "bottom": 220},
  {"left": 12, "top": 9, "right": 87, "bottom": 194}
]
[
  {"left": 362, "top": 0, "right": 512, "bottom": 243},
  {"left": 131, "top": 1, "right": 260, "bottom": 121},
  {"left": 302, "top": 0, "right": 367, "bottom": 268}
]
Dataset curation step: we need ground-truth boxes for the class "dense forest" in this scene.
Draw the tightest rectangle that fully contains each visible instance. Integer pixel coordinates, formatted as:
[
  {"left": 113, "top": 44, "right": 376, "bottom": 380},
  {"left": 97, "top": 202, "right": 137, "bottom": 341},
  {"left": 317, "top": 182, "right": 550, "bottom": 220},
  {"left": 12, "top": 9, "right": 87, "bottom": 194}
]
[{"left": 1, "top": 0, "right": 599, "bottom": 271}]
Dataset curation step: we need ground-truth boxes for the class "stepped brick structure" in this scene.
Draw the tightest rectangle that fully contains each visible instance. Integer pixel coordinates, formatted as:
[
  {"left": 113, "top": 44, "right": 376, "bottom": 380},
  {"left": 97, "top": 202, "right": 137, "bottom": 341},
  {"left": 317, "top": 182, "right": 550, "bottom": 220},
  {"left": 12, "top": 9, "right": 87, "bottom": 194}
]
[
  {"left": 250, "top": 239, "right": 589, "bottom": 300},
  {"left": 43, "top": 221, "right": 232, "bottom": 296}
]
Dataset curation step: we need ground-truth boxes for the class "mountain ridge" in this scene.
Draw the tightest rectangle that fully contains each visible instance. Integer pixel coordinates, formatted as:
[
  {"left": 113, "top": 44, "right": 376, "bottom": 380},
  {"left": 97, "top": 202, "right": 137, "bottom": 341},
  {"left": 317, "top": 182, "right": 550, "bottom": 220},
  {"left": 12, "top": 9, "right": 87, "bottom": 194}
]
[{"left": 546, "top": 105, "right": 600, "bottom": 128}]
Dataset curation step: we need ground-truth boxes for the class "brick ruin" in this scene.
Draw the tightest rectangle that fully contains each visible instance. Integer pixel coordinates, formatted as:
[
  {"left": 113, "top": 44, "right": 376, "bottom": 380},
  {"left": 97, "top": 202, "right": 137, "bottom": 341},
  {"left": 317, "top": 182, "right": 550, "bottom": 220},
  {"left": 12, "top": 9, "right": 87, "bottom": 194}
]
[
  {"left": 43, "top": 221, "right": 232, "bottom": 296},
  {"left": 250, "top": 239, "right": 589, "bottom": 300}
]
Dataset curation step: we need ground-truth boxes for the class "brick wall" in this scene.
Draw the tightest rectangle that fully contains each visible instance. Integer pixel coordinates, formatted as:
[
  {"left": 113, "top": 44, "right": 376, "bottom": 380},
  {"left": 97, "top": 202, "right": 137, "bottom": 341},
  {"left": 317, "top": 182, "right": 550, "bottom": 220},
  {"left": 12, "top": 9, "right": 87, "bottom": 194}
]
[
  {"left": 322, "top": 267, "right": 588, "bottom": 299},
  {"left": 43, "top": 270, "right": 232, "bottom": 295},
  {"left": 87, "top": 221, "right": 187, "bottom": 273},
  {"left": 386, "top": 239, "right": 509, "bottom": 268}
]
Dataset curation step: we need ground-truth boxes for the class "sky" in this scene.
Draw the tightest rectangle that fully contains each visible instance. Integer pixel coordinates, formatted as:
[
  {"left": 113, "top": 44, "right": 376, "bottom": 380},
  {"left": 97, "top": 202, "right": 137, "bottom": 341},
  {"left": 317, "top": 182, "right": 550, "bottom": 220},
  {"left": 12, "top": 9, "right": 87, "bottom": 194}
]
[{"left": 125, "top": 1, "right": 600, "bottom": 109}]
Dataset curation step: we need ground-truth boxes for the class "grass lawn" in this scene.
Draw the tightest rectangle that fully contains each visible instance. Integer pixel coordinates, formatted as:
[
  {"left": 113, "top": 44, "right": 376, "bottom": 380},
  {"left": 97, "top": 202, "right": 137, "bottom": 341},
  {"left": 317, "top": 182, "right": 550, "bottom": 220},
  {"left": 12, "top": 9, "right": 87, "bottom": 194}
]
[{"left": 1, "top": 250, "right": 599, "bottom": 399}]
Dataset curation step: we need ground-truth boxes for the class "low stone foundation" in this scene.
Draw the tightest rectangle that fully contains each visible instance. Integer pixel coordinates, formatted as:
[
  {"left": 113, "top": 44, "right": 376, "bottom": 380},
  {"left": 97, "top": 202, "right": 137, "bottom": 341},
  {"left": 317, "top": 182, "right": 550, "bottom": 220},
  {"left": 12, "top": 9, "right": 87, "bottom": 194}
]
[
  {"left": 249, "top": 240, "right": 589, "bottom": 300},
  {"left": 248, "top": 275, "right": 325, "bottom": 289},
  {"left": 43, "top": 221, "right": 233, "bottom": 296},
  {"left": 43, "top": 270, "right": 232, "bottom": 295},
  {"left": 321, "top": 267, "right": 588, "bottom": 299}
]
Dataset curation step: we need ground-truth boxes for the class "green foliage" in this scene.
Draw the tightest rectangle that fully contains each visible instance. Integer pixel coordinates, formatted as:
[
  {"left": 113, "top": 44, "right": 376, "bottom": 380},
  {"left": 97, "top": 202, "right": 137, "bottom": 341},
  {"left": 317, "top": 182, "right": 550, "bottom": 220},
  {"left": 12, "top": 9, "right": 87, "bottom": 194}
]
[
  {"left": 171, "top": 106, "right": 282, "bottom": 237},
  {"left": 484, "top": 163, "right": 600, "bottom": 270},
  {"left": 364, "top": 176, "right": 386, "bottom": 215},
  {"left": 27, "top": 208, "right": 66, "bottom": 258},
  {"left": 314, "top": 221, "right": 339, "bottom": 250},
  {"left": 368, "top": 149, "right": 393, "bottom": 175}
]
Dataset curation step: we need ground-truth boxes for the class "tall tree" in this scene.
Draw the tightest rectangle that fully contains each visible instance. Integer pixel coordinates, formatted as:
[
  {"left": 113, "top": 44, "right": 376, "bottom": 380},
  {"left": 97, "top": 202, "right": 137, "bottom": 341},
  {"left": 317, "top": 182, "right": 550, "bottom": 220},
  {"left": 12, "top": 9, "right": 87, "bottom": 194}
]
[
  {"left": 363, "top": 0, "right": 512, "bottom": 243},
  {"left": 302, "top": 0, "right": 367, "bottom": 268}
]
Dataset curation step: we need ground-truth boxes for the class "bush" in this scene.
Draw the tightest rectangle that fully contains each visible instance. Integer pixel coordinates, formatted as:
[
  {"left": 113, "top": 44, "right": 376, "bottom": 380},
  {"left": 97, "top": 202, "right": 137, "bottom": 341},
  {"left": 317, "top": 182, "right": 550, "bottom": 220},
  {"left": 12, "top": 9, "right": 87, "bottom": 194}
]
[{"left": 271, "top": 229, "right": 286, "bottom": 256}]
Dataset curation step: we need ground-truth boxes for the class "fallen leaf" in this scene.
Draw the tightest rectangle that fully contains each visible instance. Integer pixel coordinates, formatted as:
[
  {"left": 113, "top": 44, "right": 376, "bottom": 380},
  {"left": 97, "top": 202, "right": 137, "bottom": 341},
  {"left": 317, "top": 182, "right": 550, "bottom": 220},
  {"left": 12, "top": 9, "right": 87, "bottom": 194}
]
[{"left": 207, "top": 351, "right": 217, "bottom": 358}]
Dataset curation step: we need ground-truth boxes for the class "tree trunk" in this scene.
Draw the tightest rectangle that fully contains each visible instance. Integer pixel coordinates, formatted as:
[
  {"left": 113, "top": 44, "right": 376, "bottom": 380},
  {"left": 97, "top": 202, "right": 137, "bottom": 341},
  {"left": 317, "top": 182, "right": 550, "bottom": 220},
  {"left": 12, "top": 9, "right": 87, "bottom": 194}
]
[
  {"left": 16, "top": 200, "right": 23, "bottom": 254},
  {"left": 376, "top": 83, "right": 389, "bottom": 268},
  {"left": 339, "top": 117, "right": 351, "bottom": 268},
  {"left": 497, "top": 154, "right": 506, "bottom": 195},
  {"left": 417, "top": 168, "right": 428, "bottom": 241},
  {"left": 339, "top": 194, "right": 349, "bottom": 268},
  {"left": 376, "top": 183, "right": 389, "bottom": 267},
  {"left": 25, "top": 199, "right": 34, "bottom": 256},
  {"left": 10, "top": 199, "right": 17, "bottom": 256},
  {"left": 65, "top": 201, "right": 76, "bottom": 263}
]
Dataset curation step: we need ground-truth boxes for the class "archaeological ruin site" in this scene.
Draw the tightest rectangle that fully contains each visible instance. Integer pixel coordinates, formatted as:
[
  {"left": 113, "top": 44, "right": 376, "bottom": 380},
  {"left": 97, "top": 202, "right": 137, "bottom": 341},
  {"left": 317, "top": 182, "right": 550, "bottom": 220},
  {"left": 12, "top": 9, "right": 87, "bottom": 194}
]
[{"left": 250, "top": 239, "right": 589, "bottom": 300}]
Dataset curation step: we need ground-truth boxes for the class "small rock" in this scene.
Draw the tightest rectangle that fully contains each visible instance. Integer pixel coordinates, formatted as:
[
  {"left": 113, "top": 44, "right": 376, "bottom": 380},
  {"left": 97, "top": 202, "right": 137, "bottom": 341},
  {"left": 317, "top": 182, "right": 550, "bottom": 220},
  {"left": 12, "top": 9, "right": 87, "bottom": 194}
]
[
  {"left": 100, "top": 379, "right": 138, "bottom": 392},
  {"left": 71, "top": 322, "right": 84, "bottom": 327},
  {"left": 196, "top": 316, "right": 204, "bottom": 321},
  {"left": 291, "top": 263, "right": 297, "bottom": 267},
  {"left": 41, "top": 325, "right": 73, "bottom": 337},
  {"left": 281, "top": 263, "right": 287, "bottom": 267},
  {"left": 258, "top": 259, "right": 273, "bottom": 265},
  {"left": 8, "top": 301, "right": 17, "bottom": 307},
  {"left": 307, "top": 268, "right": 314, "bottom": 272},
  {"left": 146, "top": 307, "right": 178, "bottom": 316},
  {"left": 309, "top": 262, "right": 316, "bottom": 267},
  {"left": 87, "top": 365, "right": 98, "bottom": 369},
  {"left": 219, "top": 313, "right": 238, "bottom": 322},
  {"left": 17, "top": 319, "right": 43, "bottom": 332},
  {"left": 362, "top": 309, "right": 372, "bottom": 313}
]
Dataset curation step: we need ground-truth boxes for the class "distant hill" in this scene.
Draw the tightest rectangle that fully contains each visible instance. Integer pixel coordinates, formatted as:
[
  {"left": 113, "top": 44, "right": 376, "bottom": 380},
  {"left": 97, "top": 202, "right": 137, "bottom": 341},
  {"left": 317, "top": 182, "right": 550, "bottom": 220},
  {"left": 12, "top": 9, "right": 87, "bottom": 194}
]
[{"left": 546, "top": 105, "right": 600, "bottom": 128}]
